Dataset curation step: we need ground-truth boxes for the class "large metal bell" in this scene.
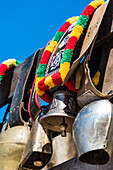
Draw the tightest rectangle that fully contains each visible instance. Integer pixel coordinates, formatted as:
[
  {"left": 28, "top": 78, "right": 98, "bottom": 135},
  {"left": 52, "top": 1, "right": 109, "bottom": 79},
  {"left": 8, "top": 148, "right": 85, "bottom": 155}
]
[
  {"left": 39, "top": 90, "right": 77, "bottom": 137},
  {"left": 20, "top": 117, "right": 53, "bottom": 169},
  {"left": 48, "top": 133, "right": 77, "bottom": 168},
  {"left": 0, "top": 125, "right": 30, "bottom": 170},
  {"left": 73, "top": 100, "right": 113, "bottom": 165}
]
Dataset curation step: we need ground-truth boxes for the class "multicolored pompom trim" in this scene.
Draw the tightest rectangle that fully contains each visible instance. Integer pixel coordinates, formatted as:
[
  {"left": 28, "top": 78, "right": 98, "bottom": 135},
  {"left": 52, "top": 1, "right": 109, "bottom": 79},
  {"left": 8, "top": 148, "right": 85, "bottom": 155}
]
[
  {"left": 35, "top": 0, "right": 105, "bottom": 103},
  {"left": 0, "top": 59, "right": 20, "bottom": 84}
]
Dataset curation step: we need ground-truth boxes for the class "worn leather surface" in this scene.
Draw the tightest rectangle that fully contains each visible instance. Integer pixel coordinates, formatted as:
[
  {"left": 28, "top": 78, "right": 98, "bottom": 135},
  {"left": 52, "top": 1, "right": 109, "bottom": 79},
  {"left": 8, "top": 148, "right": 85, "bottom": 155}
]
[
  {"left": 8, "top": 63, "right": 22, "bottom": 99},
  {"left": 0, "top": 67, "right": 15, "bottom": 107},
  {"left": 63, "top": 0, "right": 110, "bottom": 85},
  {"left": 8, "top": 53, "right": 37, "bottom": 127},
  {"left": 102, "top": 49, "right": 113, "bottom": 94}
]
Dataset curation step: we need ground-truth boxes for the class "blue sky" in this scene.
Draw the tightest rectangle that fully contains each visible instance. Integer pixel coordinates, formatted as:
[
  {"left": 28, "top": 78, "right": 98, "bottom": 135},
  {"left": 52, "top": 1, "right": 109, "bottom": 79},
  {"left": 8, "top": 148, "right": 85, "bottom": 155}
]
[{"left": 0, "top": 0, "right": 91, "bottom": 123}]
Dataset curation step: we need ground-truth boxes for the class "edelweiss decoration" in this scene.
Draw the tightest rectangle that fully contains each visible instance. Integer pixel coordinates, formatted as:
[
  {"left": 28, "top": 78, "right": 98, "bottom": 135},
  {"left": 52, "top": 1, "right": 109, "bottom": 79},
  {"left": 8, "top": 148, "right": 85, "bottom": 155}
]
[
  {"left": 35, "top": 0, "right": 105, "bottom": 103},
  {"left": 0, "top": 59, "right": 20, "bottom": 84}
]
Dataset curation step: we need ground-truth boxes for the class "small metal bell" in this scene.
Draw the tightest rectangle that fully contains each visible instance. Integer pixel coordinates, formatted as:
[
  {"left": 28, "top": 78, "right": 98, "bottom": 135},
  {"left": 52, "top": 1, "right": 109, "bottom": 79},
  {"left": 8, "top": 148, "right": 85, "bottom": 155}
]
[
  {"left": 39, "top": 90, "right": 77, "bottom": 137},
  {"left": 73, "top": 100, "right": 113, "bottom": 165},
  {"left": 0, "top": 125, "right": 30, "bottom": 170},
  {"left": 20, "top": 117, "right": 53, "bottom": 169}
]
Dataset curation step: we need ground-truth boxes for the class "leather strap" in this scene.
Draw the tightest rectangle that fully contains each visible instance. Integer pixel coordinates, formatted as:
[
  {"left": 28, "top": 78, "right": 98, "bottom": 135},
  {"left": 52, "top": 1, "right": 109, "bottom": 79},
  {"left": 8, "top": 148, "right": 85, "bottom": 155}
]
[
  {"left": 63, "top": 0, "right": 110, "bottom": 85},
  {"left": 75, "top": 33, "right": 98, "bottom": 90},
  {"left": 102, "top": 49, "right": 113, "bottom": 94},
  {"left": 8, "top": 50, "right": 40, "bottom": 127}
]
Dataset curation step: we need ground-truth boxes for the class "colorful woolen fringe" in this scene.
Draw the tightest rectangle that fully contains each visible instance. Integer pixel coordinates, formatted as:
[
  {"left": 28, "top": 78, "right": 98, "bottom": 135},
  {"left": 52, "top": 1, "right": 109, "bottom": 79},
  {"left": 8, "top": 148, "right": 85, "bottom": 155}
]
[
  {"left": 35, "top": 0, "right": 105, "bottom": 103},
  {"left": 0, "top": 59, "right": 20, "bottom": 84}
]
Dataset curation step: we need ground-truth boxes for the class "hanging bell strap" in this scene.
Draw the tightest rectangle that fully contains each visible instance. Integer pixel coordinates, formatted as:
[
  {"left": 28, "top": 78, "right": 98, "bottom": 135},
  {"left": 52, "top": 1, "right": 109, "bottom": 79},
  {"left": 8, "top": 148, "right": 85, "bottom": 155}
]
[
  {"left": 8, "top": 50, "right": 40, "bottom": 127},
  {"left": 102, "top": 49, "right": 113, "bottom": 94},
  {"left": 75, "top": 31, "right": 98, "bottom": 90}
]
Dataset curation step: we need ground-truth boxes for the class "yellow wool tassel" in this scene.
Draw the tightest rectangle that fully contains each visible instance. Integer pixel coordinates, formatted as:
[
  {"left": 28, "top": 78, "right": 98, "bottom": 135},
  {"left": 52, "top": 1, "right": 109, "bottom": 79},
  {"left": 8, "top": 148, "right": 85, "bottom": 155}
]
[
  {"left": 3, "top": 59, "right": 16, "bottom": 67},
  {"left": 35, "top": 77, "right": 45, "bottom": 96},
  {"left": 66, "top": 16, "right": 79, "bottom": 24},
  {"left": 45, "top": 41, "right": 57, "bottom": 53},
  {"left": 45, "top": 76, "right": 55, "bottom": 89},
  {"left": 70, "top": 25, "right": 84, "bottom": 39},
  {"left": 89, "top": 0, "right": 104, "bottom": 9},
  {"left": 60, "top": 62, "right": 70, "bottom": 81}
]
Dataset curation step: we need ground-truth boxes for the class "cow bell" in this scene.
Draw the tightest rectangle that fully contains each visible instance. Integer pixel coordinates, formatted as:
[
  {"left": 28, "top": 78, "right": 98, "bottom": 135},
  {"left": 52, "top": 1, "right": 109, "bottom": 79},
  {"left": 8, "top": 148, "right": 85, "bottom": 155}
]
[
  {"left": 0, "top": 125, "right": 30, "bottom": 170},
  {"left": 73, "top": 99, "right": 113, "bottom": 165},
  {"left": 20, "top": 117, "right": 53, "bottom": 169},
  {"left": 39, "top": 90, "right": 77, "bottom": 137}
]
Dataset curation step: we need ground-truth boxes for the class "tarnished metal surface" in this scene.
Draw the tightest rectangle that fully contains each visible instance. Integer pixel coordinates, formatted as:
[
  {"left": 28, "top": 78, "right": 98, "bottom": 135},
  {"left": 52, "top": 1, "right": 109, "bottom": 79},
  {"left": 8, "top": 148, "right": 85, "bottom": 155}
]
[
  {"left": 50, "top": 156, "right": 113, "bottom": 170},
  {"left": 73, "top": 99, "right": 113, "bottom": 165},
  {"left": 20, "top": 118, "right": 52, "bottom": 169},
  {"left": 47, "top": 133, "right": 76, "bottom": 169},
  {"left": 40, "top": 90, "right": 77, "bottom": 134},
  {"left": 0, "top": 125, "right": 30, "bottom": 170}
]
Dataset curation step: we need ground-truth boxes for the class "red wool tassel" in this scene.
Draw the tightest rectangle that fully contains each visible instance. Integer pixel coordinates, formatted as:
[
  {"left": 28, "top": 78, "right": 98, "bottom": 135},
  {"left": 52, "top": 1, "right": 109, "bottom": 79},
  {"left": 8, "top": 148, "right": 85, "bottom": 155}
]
[
  {"left": 81, "top": 5, "right": 95, "bottom": 18},
  {"left": 65, "top": 79, "right": 77, "bottom": 92},
  {"left": 0, "top": 64, "right": 9, "bottom": 76},
  {"left": 38, "top": 78, "right": 49, "bottom": 91},
  {"left": 52, "top": 72, "right": 63, "bottom": 85},
  {"left": 40, "top": 50, "right": 51, "bottom": 64},
  {"left": 41, "top": 92, "right": 52, "bottom": 104},
  {"left": 58, "top": 22, "right": 71, "bottom": 32},
  {"left": 65, "top": 36, "right": 78, "bottom": 51}
]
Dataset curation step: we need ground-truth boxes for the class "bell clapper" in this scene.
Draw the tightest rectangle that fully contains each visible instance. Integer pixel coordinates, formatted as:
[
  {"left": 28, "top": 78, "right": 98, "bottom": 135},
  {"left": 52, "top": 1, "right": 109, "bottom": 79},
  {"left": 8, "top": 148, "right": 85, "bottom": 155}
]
[
  {"left": 34, "top": 160, "right": 43, "bottom": 167},
  {"left": 60, "top": 117, "right": 67, "bottom": 137}
]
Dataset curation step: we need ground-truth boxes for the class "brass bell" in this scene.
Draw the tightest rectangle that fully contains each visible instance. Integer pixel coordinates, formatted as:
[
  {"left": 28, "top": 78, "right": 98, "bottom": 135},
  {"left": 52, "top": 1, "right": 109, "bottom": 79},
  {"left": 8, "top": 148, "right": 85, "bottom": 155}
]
[
  {"left": 73, "top": 100, "right": 113, "bottom": 165},
  {"left": 0, "top": 125, "right": 30, "bottom": 170},
  {"left": 20, "top": 117, "right": 53, "bottom": 169},
  {"left": 39, "top": 90, "right": 77, "bottom": 137}
]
